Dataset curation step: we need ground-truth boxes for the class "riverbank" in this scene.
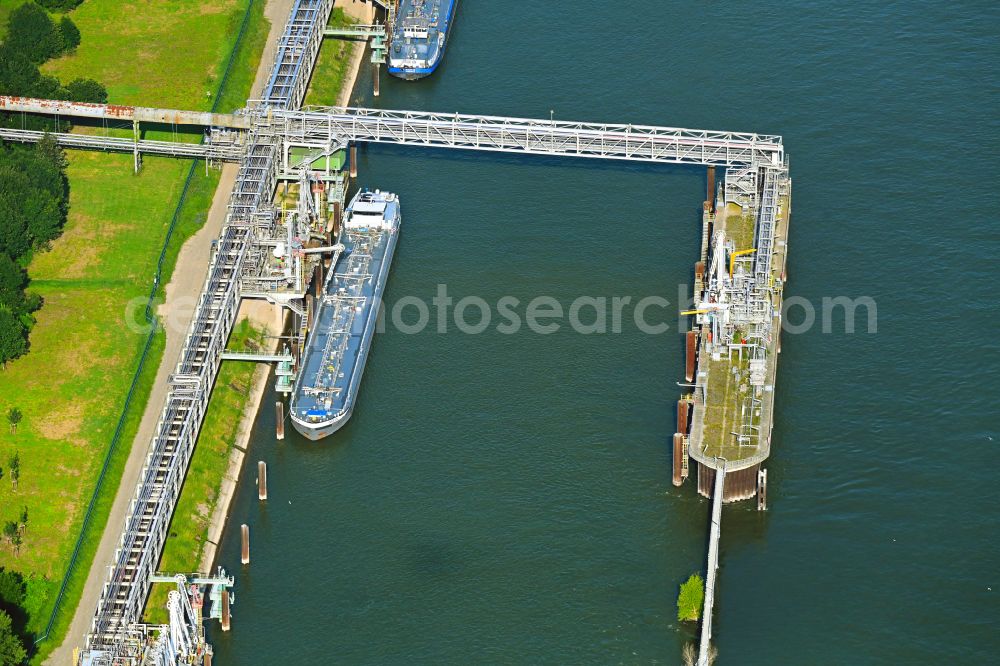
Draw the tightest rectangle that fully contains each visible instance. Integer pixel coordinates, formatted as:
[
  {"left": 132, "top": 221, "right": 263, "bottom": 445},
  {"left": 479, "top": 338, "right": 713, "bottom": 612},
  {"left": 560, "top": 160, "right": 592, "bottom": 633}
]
[
  {"left": 139, "top": 0, "right": 373, "bottom": 624},
  {"left": 338, "top": 1, "right": 372, "bottom": 105},
  {"left": 196, "top": 0, "right": 372, "bottom": 595}
]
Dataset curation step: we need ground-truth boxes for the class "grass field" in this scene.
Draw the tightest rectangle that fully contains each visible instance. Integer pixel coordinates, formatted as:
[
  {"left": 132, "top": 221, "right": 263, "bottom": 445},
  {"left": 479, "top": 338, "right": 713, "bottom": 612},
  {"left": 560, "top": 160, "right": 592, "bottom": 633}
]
[
  {"left": 143, "top": 319, "right": 265, "bottom": 624},
  {"left": 44, "top": 1, "right": 253, "bottom": 111},
  {"left": 723, "top": 202, "right": 756, "bottom": 251},
  {"left": 700, "top": 351, "right": 754, "bottom": 461},
  {"left": 0, "top": 0, "right": 270, "bottom": 659},
  {"left": 304, "top": 8, "right": 357, "bottom": 106}
]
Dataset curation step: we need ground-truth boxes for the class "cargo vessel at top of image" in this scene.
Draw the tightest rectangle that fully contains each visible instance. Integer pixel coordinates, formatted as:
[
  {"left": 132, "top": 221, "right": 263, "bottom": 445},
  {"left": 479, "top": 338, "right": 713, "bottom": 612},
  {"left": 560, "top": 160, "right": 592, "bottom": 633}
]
[
  {"left": 290, "top": 189, "right": 401, "bottom": 441},
  {"left": 388, "top": 0, "right": 458, "bottom": 80}
]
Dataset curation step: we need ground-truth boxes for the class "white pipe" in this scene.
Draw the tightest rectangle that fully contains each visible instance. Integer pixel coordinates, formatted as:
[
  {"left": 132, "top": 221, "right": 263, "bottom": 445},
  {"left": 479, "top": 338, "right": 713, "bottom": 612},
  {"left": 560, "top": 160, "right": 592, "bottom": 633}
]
[{"left": 300, "top": 244, "right": 344, "bottom": 254}]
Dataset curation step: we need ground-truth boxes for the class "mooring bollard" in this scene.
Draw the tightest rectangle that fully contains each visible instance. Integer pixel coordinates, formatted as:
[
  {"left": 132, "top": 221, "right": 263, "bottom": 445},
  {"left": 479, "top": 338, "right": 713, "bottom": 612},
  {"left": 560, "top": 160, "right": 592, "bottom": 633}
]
[
  {"left": 757, "top": 468, "right": 768, "bottom": 511},
  {"left": 258, "top": 461, "right": 267, "bottom": 501},
  {"left": 241, "top": 524, "right": 250, "bottom": 565}
]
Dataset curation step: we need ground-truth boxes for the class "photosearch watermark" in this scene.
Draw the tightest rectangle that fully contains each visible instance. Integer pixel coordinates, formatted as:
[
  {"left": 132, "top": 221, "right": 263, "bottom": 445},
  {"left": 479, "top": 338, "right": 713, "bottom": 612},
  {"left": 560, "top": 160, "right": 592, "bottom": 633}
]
[
  {"left": 122, "top": 285, "right": 878, "bottom": 337},
  {"left": 383, "top": 284, "right": 677, "bottom": 335}
]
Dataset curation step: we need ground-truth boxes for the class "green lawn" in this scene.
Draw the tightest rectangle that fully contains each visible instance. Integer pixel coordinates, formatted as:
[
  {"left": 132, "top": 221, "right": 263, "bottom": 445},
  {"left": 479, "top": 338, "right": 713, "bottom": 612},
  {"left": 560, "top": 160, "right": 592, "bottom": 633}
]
[
  {"left": 0, "top": 0, "right": 270, "bottom": 659},
  {"left": 304, "top": 8, "right": 357, "bottom": 106},
  {"left": 0, "top": 152, "right": 194, "bottom": 575},
  {"left": 44, "top": 0, "right": 251, "bottom": 111},
  {"left": 144, "top": 319, "right": 265, "bottom": 624},
  {"left": 700, "top": 351, "right": 753, "bottom": 461},
  {"left": 723, "top": 203, "right": 756, "bottom": 252}
]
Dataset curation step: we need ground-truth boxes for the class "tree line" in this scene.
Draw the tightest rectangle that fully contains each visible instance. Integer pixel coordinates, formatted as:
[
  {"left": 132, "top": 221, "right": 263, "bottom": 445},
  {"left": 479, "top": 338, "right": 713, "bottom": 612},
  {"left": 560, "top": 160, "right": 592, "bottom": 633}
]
[
  {"left": 0, "top": 1, "right": 107, "bottom": 368},
  {"left": 0, "top": 2, "right": 99, "bottom": 660},
  {"left": 0, "top": 2, "right": 106, "bottom": 118},
  {"left": 0, "top": 568, "right": 28, "bottom": 664}
]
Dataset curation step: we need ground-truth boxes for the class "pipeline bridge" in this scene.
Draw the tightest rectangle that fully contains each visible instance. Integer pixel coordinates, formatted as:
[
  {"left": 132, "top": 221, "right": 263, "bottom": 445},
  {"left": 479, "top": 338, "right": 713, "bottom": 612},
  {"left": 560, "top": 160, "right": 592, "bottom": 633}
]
[{"left": 0, "top": 0, "right": 788, "bottom": 663}]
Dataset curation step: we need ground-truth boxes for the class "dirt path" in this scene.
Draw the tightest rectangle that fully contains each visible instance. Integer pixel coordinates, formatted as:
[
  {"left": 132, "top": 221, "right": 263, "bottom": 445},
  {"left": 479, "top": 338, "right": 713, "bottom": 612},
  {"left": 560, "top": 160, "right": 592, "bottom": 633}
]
[{"left": 47, "top": 2, "right": 294, "bottom": 663}]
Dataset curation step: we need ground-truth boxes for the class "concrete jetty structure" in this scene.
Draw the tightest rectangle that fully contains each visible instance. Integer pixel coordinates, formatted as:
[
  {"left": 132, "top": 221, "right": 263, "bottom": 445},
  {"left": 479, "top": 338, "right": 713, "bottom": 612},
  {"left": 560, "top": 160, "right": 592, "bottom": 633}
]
[{"left": 0, "top": 1, "right": 789, "bottom": 662}]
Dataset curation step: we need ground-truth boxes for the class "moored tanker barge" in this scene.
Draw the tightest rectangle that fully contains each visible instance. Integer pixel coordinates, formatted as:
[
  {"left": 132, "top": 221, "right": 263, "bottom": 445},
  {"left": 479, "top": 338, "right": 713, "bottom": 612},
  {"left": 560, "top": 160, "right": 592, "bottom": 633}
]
[
  {"left": 290, "top": 189, "right": 401, "bottom": 440},
  {"left": 388, "top": 0, "right": 458, "bottom": 80}
]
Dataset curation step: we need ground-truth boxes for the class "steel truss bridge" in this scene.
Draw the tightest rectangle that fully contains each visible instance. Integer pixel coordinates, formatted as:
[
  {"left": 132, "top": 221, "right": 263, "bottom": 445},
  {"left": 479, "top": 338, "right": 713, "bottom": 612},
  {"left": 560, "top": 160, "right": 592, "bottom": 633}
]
[{"left": 0, "top": 0, "right": 788, "bottom": 663}]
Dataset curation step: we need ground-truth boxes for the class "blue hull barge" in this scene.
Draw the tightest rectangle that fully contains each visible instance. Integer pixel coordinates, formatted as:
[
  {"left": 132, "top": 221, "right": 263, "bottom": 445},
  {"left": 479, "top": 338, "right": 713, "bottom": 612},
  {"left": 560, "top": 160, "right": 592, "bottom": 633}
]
[
  {"left": 290, "top": 189, "right": 401, "bottom": 441},
  {"left": 388, "top": 0, "right": 458, "bottom": 80}
]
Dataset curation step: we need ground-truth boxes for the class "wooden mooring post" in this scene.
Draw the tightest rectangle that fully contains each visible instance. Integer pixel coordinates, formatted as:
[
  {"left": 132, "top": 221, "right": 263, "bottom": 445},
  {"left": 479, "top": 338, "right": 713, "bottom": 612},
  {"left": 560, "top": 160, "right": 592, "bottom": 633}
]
[
  {"left": 332, "top": 199, "right": 342, "bottom": 234},
  {"left": 240, "top": 524, "right": 250, "bottom": 565},
  {"left": 350, "top": 144, "right": 358, "bottom": 178},
  {"left": 672, "top": 433, "right": 685, "bottom": 487},
  {"left": 314, "top": 262, "right": 324, "bottom": 297},
  {"left": 685, "top": 330, "right": 697, "bottom": 383},
  {"left": 258, "top": 461, "right": 267, "bottom": 501},
  {"left": 221, "top": 589, "right": 231, "bottom": 631},
  {"left": 706, "top": 165, "right": 716, "bottom": 211},
  {"left": 275, "top": 401, "right": 285, "bottom": 440},
  {"left": 373, "top": 63, "right": 380, "bottom": 97}
]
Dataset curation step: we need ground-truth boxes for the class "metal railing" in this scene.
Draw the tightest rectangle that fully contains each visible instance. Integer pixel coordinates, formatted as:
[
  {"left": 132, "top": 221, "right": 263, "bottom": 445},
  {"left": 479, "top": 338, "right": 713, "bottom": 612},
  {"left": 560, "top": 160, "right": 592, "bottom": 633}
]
[
  {"left": 260, "top": 0, "right": 334, "bottom": 110},
  {"left": 698, "top": 464, "right": 726, "bottom": 666},
  {"left": 273, "top": 105, "right": 784, "bottom": 167},
  {"left": 0, "top": 127, "right": 242, "bottom": 161}
]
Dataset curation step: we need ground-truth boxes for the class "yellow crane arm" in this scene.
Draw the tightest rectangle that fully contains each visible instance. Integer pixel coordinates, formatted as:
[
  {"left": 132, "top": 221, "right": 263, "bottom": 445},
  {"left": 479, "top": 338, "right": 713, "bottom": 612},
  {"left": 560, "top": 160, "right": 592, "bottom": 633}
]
[{"left": 729, "top": 248, "right": 757, "bottom": 278}]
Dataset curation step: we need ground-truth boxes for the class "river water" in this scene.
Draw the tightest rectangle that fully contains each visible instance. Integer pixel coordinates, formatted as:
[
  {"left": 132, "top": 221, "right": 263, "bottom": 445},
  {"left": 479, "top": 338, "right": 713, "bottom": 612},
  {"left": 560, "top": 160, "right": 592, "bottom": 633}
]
[{"left": 209, "top": 1, "right": 999, "bottom": 663}]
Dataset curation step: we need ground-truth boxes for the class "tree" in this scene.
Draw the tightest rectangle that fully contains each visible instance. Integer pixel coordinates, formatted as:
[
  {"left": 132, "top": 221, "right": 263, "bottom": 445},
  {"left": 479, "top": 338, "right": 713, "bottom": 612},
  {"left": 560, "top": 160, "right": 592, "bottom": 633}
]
[
  {"left": 0, "top": 48, "right": 42, "bottom": 97},
  {"left": 8, "top": 452, "right": 18, "bottom": 488},
  {"left": 1, "top": 523, "right": 18, "bottom": 557},
  {"left": 37, "top": 0, "right": 83, "bottom": 11},
  {"left": 58, "top": 15, "right": 80, "bottom": 51},
  {"left": 0, "top": 311, "right": 27, "bottom": 368},
  {"left": 0, "top": 568, "right": 26, "bottom": 653},
  {"left": 16, "top": 509, "right": 25, "bottom": 535},
  {"left": 0, "top": 194, "right": 30, "bottom": 260},
  {"left": 0, "top": 569, "right": 25, "bottom": 610},
  {"left": 6, "top": 411, "right": 20, "bottom": 436},
  {"left": 0, "top": 609, "right": 26, "bottom": 665},
  {"left": 23, "top": 186, "right": 64, "bottom": 248},
  {"left": 677, "top": 572, "right": 704, "bottom": 622},
  {"left": 3, "top": 3, "right": 65, "bottom": 64},
  {"left": 65, "top": 77, "right": 108, "bottom": 103},
  {"left": 0, "top": 255, "right": 27, "bottom": 314}
]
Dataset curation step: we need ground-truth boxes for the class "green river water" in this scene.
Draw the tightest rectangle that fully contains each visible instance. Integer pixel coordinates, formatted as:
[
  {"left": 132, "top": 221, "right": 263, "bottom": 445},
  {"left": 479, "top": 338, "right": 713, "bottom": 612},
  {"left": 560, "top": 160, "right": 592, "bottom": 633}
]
[{"left": 209, "top": 2, "right": 999, "bottom": 662}]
